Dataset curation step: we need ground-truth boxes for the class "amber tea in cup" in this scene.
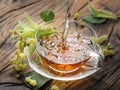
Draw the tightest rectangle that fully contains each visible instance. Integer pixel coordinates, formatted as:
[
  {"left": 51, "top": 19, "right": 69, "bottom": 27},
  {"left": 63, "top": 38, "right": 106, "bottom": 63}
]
[{"left": 27, "top": 21, "right": 104, "bottom": 80}]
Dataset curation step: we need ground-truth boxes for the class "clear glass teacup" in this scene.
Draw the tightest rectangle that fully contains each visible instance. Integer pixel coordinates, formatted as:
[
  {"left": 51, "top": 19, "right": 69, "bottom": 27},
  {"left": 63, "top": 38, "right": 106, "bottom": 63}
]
[{"left": 27, "top": 20, "right": 104, "bottom": 80}]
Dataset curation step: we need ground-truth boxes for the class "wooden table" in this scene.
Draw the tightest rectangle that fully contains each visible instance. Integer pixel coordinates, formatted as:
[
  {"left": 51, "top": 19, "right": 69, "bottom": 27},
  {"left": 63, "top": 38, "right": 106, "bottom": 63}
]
[{"left": 0, "top": 0, "right": 120, "bottom": 90}]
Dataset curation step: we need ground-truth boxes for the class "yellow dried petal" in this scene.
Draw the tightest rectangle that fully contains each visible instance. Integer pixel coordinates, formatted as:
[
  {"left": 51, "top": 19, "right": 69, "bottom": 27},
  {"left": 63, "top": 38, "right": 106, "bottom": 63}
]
[
  {"left": 25, "top": 76, "right": 31, "bottom": 83},
  {"left": 29, "top": 79, "right": 37, "bottom": 87},
  {"left": 27, "top": 38, "right": 35, "bottom": 44},
  {"left": 19, "top": 53, "right": 26, "bottom": 60},
  {"left": 14, "top": 50, "right": 20, "bottom": 55},
  {"left": 51, "top": 85, "right": 59, "bottom": 90}
]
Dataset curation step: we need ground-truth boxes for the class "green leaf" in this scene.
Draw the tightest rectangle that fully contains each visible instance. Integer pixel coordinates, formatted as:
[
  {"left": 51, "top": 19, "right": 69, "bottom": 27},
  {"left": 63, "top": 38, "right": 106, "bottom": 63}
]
[
  {"left": 40, "top": 10, "right": 55, "bottom": 22},
  {"left": 16, "top": 19, "right": 36, "bottom": 38},
  {"left": 24, "top": 13, "right": 40, "bottom": 29},
  {"left": 88, "top": 3, "right": 118, "bottom": 19},
  {"left": 17, "top": 20, "right": 28, "bottom": 30},
  {"left": 83, "top": 13, "right": 106, "bottom": 24},
  {"left": 90, "top": 35, "right": 107, "bottom": 44},
  {"left": 36, "top": 26, "right": 57, "bottom": 38},
  {"left": 24, "top": 46, "right": 31, "bottom": 56},
  {"left": 96, "top": 35, "right": 107, "bottom": 44},
  {"left": 24, "top": 71, "right": 50, "bottom": 90},
  {"left": 24, "top": 41, "right": 36, "bottom": 56}
]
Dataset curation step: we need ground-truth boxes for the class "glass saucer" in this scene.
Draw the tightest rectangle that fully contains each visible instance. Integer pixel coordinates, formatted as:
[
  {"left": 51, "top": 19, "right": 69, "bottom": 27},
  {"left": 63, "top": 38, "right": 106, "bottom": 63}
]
[
  {"left": 27, "top": 21, "right": 104, "bottom": 80},
  {"left": 27, "top": 50, "right": 100, "bottom": 80}
]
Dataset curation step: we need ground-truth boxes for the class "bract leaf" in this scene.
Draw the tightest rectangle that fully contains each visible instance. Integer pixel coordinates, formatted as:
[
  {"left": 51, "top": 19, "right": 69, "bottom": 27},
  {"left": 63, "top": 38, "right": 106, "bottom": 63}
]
[
  {"left": 84, "top": 13, "right": 106, "bottom": 24},
  {"left": 88, "top": 3, "right": 118, "bottom": 19}
]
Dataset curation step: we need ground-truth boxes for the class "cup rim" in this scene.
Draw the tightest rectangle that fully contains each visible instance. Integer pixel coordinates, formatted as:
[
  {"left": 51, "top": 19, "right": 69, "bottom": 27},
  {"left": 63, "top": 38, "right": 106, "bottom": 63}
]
[{"left": 34, "top": 20, "right": 104, "bottom": 64}]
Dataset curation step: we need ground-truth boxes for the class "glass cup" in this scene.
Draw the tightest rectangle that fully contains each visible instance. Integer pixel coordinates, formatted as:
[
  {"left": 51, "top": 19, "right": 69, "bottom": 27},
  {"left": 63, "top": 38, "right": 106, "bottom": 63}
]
[{"left": 27, "top": 20, "right": 104, "bottom": 80}]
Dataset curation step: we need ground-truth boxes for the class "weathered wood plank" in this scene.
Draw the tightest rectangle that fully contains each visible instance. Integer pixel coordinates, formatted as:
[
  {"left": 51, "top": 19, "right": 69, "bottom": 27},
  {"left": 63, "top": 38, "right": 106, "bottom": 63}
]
[{"left": 0, "top": 0, "right": 120, "bottom": 90}]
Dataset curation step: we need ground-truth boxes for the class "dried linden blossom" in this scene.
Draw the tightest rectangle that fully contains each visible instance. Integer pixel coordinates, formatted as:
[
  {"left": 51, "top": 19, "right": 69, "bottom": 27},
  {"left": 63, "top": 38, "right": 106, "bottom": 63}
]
[
  {"left": 9, "top": 50, "right": 27, "bottom": 71},
  {"left": 25, "top": 76, "right": 37, "bottom": 87},
  {"left": 102, "top": 43, "right": 115, "bottom": 56},
  {"left": 90, "top": 35, "right": 115, "bottom": 56},
  {"left": 51, "top": 85, "right": 60, "bottom": 90},
  {"left": 9, "top": 13, "right": 57, "bottom": 71}
]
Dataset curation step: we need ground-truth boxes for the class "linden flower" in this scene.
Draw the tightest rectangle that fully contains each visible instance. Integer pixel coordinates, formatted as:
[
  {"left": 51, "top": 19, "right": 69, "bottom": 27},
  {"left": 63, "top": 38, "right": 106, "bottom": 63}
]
[
  {"left": 14, "top": 50, "right": 19, "bottom": 55},
  {"left": 29, "top": 79, "right": 37, "bottom": 87},
  {"left": 19, "top": 53, "right": 26, "bottom": 60},
  {"left": 51, "top": 85, "right": 59, "bottom": 90},
  {"left": 25, "top": 76, "right": 31, "bottom": 82},
  {"left": 27, "top": 38, "right": 36, "bottom": 44},
  {"left": 15, "top": 63, "right": 27, "bottom": 71},
  {"left": 25, "top": 76, "right": 37, "bottom": 87}
]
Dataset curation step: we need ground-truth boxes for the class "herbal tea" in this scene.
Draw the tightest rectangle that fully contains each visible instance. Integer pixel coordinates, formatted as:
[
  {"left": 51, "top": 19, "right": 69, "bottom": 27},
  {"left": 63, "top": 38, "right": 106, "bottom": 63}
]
[
  {"left": 36, "top": 31, "right": 99, "bottom": 74},
  {"left": 27, "top": 21, "right": 104, "bottom": 80}
]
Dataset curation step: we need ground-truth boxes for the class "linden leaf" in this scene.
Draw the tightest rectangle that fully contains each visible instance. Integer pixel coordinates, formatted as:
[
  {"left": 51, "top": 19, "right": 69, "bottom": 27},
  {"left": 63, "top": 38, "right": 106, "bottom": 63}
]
[
  {"left": 88, "top": 3, "right": 118, "bottom": 19},
  {"left": 83, "top": 13, "right": 106, "bottom": 24},
  {"left": 40, "top": 10, "right": 55, "bottom": 22},
  {"left": 24, "top": 71, "right": 50, "bottom": 90},
  {"left": 24, "top": 13, "right": 40, "bottom": 29}
]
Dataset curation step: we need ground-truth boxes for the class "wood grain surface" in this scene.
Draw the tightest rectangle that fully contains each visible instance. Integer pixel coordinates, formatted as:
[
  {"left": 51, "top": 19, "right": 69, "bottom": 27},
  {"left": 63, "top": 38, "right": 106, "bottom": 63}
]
[{"left": 0, "top": 0, "right": 120, "bottom": 90}]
